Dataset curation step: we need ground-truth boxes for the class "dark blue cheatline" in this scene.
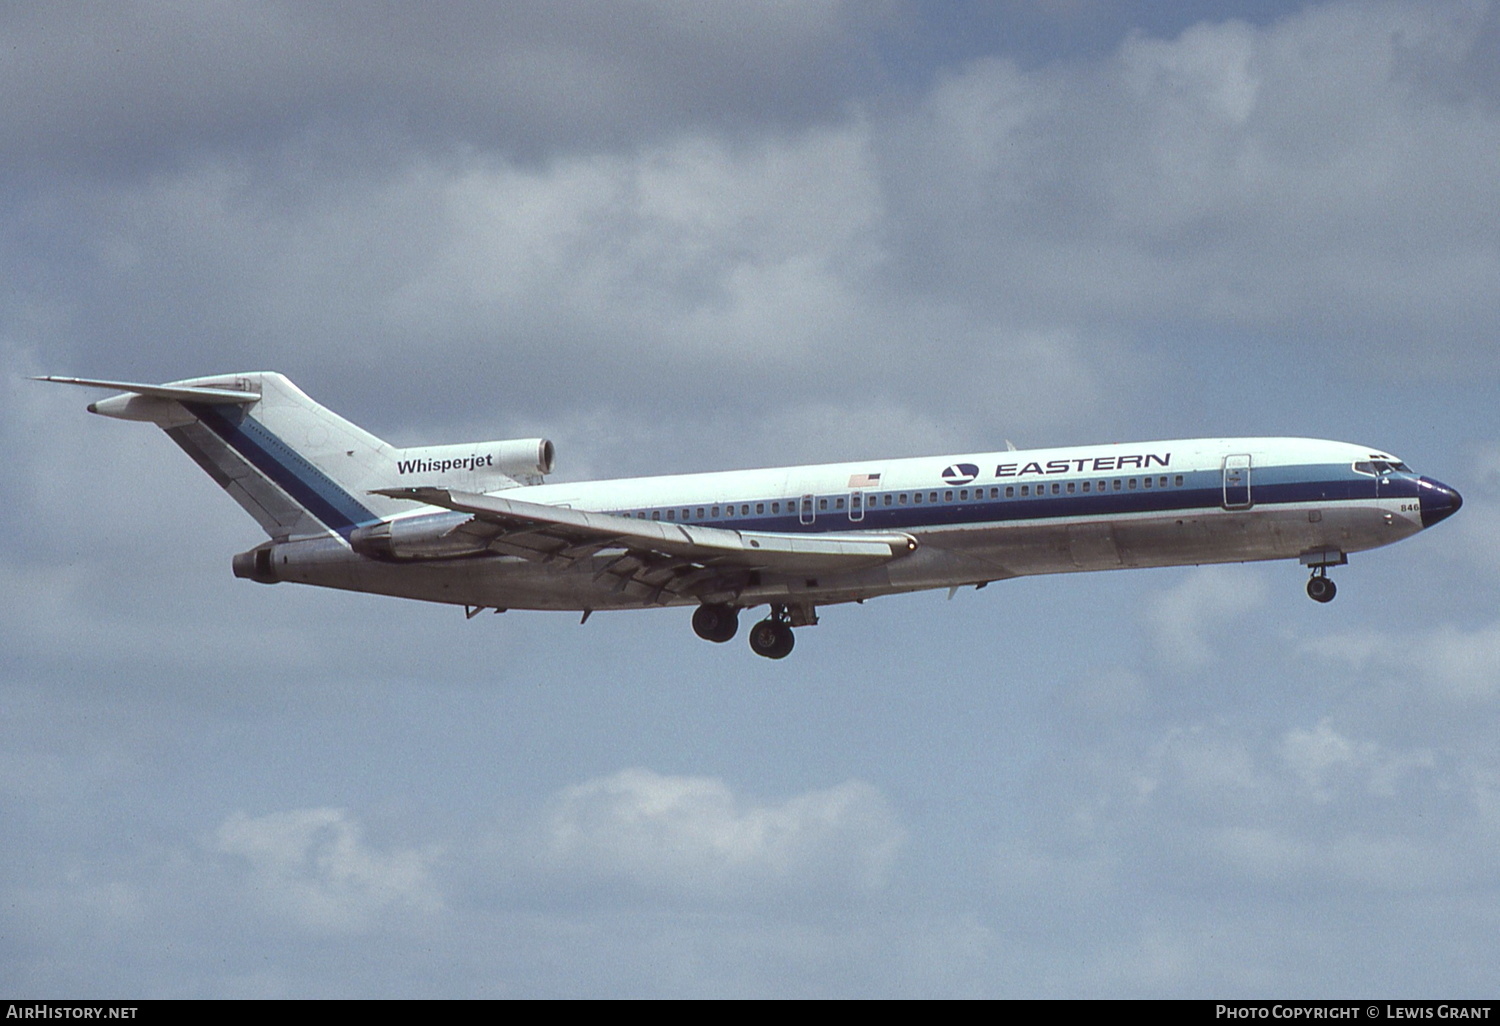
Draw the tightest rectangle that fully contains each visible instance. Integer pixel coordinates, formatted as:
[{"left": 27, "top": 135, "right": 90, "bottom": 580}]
[{"left": 185, "top": 402, "right": 377, "bottom": 538}]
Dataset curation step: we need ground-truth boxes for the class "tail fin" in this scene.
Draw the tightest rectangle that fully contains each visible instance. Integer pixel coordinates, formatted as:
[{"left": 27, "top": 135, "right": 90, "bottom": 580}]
[{"left": 37, "top": 372, "right": 554, "bottom": 541}]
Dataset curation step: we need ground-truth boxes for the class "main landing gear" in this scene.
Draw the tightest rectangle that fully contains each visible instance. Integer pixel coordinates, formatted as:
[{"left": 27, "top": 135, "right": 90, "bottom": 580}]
[
  {"left": 747, "top": 611, "right": 796, "bottom": 660},
  {"left": 691, "top": 602, "right": 809, "bottom": 659},
  {"left": 691, "top": 602, "right": 739, "bottom": 643}
]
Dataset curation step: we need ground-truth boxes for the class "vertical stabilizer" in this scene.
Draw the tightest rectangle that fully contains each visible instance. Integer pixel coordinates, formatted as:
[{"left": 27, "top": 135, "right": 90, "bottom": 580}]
[
  {"left": 41, "top": 371, "right": 553, "bottom": 541},
  {"left": 44, "top": 372, "right": 415, "bottom": 540}
]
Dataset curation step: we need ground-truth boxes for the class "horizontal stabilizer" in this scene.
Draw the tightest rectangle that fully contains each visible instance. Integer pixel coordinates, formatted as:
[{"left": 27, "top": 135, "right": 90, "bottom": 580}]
[{"left": 34, "top": 376, "right": 261, "bottom": 404}]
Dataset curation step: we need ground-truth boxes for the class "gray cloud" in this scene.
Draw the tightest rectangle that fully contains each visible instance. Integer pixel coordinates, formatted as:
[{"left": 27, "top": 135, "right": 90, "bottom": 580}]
[{"left": 2, "top": 0, "right": 888, "bottom": 181}]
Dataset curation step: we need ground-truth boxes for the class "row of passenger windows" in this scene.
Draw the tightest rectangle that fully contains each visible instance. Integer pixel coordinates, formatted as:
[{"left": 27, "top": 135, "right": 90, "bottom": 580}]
[{"left": 617, "top": 475, "right": 1187, "bottom": 522}]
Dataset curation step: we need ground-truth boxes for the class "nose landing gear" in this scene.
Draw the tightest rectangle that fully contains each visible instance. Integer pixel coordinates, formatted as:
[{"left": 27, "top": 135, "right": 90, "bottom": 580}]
[
  {"left": 1306, "top": 569, "right": 1337, "bottom": 603},
  {"left": 1301, "top": 548, "right": 1345, "bottom": 604}
]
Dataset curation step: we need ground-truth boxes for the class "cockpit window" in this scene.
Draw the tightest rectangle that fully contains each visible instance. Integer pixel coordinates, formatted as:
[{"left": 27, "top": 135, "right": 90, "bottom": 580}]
[{"left": 1354, "top": 459, "right": 1412, "bottom": 476}]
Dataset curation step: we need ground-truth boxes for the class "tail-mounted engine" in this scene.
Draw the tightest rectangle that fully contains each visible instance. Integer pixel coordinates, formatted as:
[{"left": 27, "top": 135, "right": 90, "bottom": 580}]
[{"left": 390, "top": 438, "right": 554, "bottom": 489}]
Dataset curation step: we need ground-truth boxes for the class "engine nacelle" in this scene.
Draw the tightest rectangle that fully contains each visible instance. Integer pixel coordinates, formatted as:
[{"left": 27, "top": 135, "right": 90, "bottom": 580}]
[
  {"left": 348, "top": 512, "right": 493, "bottom": 562},
  {"left": 390, "top": 438, "right": 555, "bottom": 489}
]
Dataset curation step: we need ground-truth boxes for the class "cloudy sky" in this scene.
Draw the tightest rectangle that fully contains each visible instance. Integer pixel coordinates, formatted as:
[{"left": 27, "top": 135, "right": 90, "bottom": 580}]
[{"left": 4, "top": 0, "right": 1499, "bottom": 998}]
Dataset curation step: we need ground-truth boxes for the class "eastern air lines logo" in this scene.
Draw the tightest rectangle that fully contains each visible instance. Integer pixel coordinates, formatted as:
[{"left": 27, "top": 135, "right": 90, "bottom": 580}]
[{"left": 941, "top": 463, "right": 980, "bottom": 486}]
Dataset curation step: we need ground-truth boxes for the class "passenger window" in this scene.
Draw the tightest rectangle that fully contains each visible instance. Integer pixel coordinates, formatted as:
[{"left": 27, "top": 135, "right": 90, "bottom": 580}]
[
  {"left": 1051, "top": 483, "right": 1060, "bottom": 495},
  {"left": 1174, "top": 476, "right": 1183, "bottom": 487},
  {"left": 944, "top": 490, "right": 953, "bottom": 502},
  {"left": 884, "top": 494, "right": 893, "bottom": 506},
  {"left": 756, "top": 503, "right": 764, "bottom": 514},
  {"left": 1143, "top": 477, "right": 1151, "bottom": 488},
  {"left": 1006, "top": 486, "right": 1015, "bottom": 498},
  {"left": 666, "top": 509, "right": 675, "bottom": 520},
  {"left": 914, "top": 492, "right": 923, "bottom": 504}
]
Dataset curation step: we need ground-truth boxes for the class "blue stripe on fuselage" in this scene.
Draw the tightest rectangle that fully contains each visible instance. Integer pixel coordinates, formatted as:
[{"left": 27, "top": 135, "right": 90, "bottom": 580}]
[
  {"left": 612, "top": 464, "right": 1393, "bottom": 535},
  {"left": 184, "top": 402, "right": 377, "bottom": 538}
]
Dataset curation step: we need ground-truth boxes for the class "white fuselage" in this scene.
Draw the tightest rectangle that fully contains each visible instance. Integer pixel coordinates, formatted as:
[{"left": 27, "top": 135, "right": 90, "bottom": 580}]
[{"left": 265, "top": 435, "right": 1449, "bottom": 612}]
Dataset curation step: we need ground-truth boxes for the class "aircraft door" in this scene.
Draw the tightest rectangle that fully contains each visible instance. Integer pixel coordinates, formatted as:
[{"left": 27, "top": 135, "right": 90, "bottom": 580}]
[
  {"left": 799, "top": 494, "right": 815, "bottom": 526},
  {"left": 1222, "top": 454, "right": 1253, "bottom": 510},
  {"left": 848, "top": 491, "right": 865, "bottom": 522}
]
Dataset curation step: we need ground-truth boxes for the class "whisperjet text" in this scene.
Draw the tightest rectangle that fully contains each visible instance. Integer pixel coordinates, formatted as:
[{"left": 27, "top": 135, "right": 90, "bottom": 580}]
[
  {"left": 396, "top": 453, "right": 495, "bottom": 475},
  {"left": 995, "top": 452, "right": 1171, "bottom": 477}
]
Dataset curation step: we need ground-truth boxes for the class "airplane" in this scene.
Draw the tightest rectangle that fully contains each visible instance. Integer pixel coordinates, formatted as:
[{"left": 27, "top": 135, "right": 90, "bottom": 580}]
[{"left": 37, "top": 371, "right": 1462, "bottom": 659}]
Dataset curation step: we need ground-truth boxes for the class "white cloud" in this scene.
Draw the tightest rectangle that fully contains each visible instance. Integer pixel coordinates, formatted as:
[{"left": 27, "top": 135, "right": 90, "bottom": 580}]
[
  {"left": 213, "top": 808, "right": 443, "bottom": 932},
  {"left": 1145, "top": 566, "right": 1268, "bottom": 669},
  {"left": 538, "top": 768, "right": 905, "bottom": 895},
  {"left": 1281, "top": 718, "right": 1436, "bottom": 801},
  {"left": 1302, "top": 620, "right": 1500, "bottom": 704}
]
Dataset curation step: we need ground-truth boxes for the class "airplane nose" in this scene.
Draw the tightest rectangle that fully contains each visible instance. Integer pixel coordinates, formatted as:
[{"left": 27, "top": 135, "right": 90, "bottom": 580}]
[{"left": 1418, "top": 477, "right": 1463, "bottom": 528}]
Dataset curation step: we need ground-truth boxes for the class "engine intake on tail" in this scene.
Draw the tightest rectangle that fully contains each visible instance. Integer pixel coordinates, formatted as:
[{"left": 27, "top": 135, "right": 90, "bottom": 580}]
[{"left": 391, "top": 438, "right": 554, "bottom": 488}]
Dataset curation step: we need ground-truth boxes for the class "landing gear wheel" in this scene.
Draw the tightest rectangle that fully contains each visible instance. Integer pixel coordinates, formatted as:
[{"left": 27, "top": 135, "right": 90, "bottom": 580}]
[
  {"left": 692, "top": 603, "right": 739, "bottom": 643},
  {"left": 748, "top": 619, "right": 795, "bottom": 659},
  {"left": 1306, "top": 575, "right": 1337, "bottom": 603}
]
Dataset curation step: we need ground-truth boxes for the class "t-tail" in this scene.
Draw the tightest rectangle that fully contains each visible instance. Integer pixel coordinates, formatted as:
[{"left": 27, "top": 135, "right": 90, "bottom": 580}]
[{"left": 35, "top": 373, "right": 554, "bottom": 542}]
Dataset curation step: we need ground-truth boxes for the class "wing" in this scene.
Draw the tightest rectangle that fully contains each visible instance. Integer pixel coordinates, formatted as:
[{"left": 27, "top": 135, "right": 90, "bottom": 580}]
[{"left": 373, "top": 486, "right": 917, "bottom": 604}]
